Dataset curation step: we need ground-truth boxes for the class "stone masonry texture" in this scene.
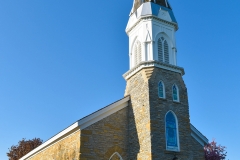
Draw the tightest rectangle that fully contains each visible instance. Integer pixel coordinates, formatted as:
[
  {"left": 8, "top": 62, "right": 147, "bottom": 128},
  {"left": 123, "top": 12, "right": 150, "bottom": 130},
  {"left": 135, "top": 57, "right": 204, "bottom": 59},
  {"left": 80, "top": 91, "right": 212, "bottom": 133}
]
[
  {"left": 190, "top": 137, "right": 205, "bottom": 160},
  {"left": 80, "top": 108, "right": 129, "bottom": 160},
  {"left": 28, "top": 130, "right": 80, "bottom": 160},
  {"left": 125, "top": 69, "right": 152, "bottom": 160},
  {"left": 125, "top": 67, "right": 205, "bottom": 160},
  {"left": 27, "top": 67, "right": 205, "bottom": 160}
]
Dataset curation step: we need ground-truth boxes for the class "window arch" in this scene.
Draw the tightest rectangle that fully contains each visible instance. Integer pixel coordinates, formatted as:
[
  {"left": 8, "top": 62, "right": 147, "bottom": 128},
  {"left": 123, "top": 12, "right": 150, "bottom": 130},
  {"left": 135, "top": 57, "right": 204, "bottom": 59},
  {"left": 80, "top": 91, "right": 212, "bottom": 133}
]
[
  {"left": 158, "top": 81, "right": 165, "bottom": 98},
  {"left": 134, "top": 40, "right": 142, "bottom": 66},
  {"left": 109, "top": 152, "right": 123, "bottom": 160},
  {"left": 158, "top": 37, "right": 169, "bottom": 64},
  {"left": 172, "top": 84, "right": 179, "bottom": 102},
  {"left": 165, "top": 111, "right": 179, "bottom": 151}
]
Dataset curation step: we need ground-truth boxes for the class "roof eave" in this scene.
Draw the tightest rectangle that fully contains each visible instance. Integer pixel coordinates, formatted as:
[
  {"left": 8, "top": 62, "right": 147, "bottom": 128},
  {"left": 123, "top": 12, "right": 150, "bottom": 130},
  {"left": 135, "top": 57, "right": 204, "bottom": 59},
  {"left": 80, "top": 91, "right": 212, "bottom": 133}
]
[
  {"left": 20, "top": 96, "right": 130, "bottom": 160},
  {"left": 190, "top": 124, "right": 209, "bottom": 146}
]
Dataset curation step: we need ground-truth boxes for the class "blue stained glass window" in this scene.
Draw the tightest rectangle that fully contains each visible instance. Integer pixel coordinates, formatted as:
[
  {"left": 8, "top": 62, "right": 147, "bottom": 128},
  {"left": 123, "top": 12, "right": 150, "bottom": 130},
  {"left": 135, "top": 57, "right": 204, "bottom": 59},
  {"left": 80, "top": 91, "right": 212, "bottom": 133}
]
[
  {"left": 173, "top": 84, "right": 178, "bottom": 101},
  {"left": 158, "top": 81, "right": 164, "bottom": 98},
  {"left": 166, "top": 112, "right": 178, "bottom": 149}
]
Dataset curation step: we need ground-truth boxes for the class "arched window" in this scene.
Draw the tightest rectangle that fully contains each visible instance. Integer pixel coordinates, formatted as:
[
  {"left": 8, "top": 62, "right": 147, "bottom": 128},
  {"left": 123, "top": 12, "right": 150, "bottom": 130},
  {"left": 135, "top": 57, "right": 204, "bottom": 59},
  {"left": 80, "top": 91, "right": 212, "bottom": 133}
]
[
  {"left": 165, "top": 111, "right": 179, "bottom": 151},
  {"left": 109, "top": 152, "right": 123, "bottom": 160},
  {"left": 158, "top": 81, "right": 165, "bottom": 98},
  {"left": 172, "top": 84, "right": 179, "bottom": 102},
  {"left": 134, "top": 40, "right": 142, "bottom": 66},
  {"left": 158, "top": 37, "right": 169, "bottom": 64}
]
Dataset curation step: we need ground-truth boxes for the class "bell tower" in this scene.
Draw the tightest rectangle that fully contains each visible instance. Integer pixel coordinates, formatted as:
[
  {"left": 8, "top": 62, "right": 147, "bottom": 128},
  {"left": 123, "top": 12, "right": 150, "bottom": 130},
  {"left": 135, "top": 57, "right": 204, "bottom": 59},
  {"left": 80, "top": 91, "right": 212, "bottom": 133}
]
[
  {"left": 126, "top": 0, "right": 178, "bottom": 70},
  {"left": 124, "top": 1, "right": 203, "bottom": 159}
]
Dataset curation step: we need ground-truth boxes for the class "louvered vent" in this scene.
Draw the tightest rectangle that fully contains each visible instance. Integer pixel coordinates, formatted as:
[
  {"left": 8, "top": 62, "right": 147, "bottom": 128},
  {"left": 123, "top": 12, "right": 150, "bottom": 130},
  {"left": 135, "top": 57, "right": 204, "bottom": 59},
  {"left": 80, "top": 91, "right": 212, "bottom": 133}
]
[
  {"left": 158, "top": 38, "right": 163, "bottom": 62},
  {"left": 134, "top": 44, "right": 138, "bottom": 66},
  {"left": 134, "top": 41, "right": 141, "bottom": 66},
  {"left": 138, "top": 42, "right": 142, "bottom": 64},
  {"left": 164, "top": 41, "right": 169, "bottom": 64},
  {"left": 158, "top": 37, "right": 170, "bottom": 64}
]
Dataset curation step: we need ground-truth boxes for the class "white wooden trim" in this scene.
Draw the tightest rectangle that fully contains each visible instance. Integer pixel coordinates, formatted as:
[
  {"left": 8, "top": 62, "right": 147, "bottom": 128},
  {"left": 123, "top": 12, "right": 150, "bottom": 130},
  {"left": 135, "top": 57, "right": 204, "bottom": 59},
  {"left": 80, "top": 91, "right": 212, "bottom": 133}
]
[
  {"left": 191, "top": 133, "right": 205, "bottom": 146},
  {"left": 109, "top": 152, "right": 123, "bottom": 160},
  {"left": 123, "top": 61, "right": 185, "bottom": 80},
  {"left": 78, "top": 97, "right": 130, "bottom": 130},
  {"left": 20, "top": 122, "right": 79, "bottom": 160},
  {"left": 20, "top": 96, "right": 130, "bottom": 160},
  {"left": 190, "top": 124, "right": 208, "bottom": 146}
]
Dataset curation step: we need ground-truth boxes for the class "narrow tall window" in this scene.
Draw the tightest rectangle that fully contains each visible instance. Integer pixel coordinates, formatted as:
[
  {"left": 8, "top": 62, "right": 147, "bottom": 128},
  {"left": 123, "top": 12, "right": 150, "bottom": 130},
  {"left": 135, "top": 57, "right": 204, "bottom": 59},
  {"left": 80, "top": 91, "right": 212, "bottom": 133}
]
[
  {"left": 158, "top": 37, "right": 169, "bottom": 64},
  {"left": 166, "top": 111, "right": 179, "bottom": 151},
  {"left": 158, "top": 81, "right": 165, "bottom": 98},
  {"left": 172, "top": 84, "right": 179, "bottom": 102},
  {"left": 134, "top": 41, "right": 142, "bottom": 66}
]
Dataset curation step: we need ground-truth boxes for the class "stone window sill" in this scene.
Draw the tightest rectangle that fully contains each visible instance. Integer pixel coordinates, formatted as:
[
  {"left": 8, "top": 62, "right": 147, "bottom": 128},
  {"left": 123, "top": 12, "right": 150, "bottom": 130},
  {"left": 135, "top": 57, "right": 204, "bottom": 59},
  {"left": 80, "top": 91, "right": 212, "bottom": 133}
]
[
  {"left": 173, "top": 100, "right": 180, "bottom": 104},
  {"left": 158, "top": 97, "right": 167, "bottom": 101},
  {"left": 164, "top": 150, "right": 181, "bottom": 154}
]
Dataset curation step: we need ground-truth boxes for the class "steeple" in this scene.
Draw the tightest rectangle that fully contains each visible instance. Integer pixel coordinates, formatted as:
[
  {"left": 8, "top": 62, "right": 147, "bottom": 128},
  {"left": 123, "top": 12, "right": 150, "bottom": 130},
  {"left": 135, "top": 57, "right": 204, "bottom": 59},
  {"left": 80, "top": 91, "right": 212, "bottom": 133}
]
[
  {"left": 124, "top": 0, "right": 182, "bottom": 80},
  {"left": 132, "top": 0, "right": 172, "bottom": 14},
  {"left": 123, "top": 1, "right": 206, "bottom": 159}
]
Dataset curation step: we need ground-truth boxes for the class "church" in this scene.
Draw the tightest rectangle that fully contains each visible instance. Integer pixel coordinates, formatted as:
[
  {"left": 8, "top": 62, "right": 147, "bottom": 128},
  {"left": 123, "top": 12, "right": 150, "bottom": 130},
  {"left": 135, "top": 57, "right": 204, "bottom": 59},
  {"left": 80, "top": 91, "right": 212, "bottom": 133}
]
[{"left": 20, "top": 0, "right": 208, "bottom": 160}]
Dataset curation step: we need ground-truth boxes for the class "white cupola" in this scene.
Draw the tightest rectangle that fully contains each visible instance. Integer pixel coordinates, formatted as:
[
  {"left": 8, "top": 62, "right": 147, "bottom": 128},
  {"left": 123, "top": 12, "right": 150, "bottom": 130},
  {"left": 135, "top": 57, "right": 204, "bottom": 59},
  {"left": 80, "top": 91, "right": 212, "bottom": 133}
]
[{"left": 125, "top": 0, "right": 181, "bottom": 77}]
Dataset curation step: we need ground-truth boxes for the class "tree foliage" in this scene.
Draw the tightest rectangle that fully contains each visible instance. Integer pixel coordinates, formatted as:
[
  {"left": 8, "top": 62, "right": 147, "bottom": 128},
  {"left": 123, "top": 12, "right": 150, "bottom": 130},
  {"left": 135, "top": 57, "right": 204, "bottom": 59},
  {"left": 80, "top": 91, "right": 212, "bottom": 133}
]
[
  {"left": 7, "top": 138, "right": 43, "bottom": 160},
  {"left": 204, "top": 140, "right": 227, "bottom": 160}
]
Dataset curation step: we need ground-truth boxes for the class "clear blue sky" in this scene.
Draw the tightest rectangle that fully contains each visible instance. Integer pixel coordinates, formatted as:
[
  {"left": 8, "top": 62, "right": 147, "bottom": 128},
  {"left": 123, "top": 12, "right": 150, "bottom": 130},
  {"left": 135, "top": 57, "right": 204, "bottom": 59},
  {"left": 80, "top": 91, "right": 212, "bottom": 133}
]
[{"left": 0, "top": 0, "right": 239, "bottom": 159}]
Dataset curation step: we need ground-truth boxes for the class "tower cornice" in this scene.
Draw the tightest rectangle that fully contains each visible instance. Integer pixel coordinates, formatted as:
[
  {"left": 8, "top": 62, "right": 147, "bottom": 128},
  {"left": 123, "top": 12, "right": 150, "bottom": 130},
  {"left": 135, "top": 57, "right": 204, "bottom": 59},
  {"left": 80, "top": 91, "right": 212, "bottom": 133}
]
[
  {"left": 126, "top": 15, "right": 178, "bottom": 34},
  {"left": 123, "top": 60, "right": 185, "bottom": 80}
]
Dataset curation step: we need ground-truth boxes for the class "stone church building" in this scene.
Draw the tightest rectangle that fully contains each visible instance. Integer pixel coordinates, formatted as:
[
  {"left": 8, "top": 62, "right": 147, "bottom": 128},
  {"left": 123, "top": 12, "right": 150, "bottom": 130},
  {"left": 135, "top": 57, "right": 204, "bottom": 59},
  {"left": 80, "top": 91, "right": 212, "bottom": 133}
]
[{"left": 20, "top": 0, "right": 208, "bottom": 160}]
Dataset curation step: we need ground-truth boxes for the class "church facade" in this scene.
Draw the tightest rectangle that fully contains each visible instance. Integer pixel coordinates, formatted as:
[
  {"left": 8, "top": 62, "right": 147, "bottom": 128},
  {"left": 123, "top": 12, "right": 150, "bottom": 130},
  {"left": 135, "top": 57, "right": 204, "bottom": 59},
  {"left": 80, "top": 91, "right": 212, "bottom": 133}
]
[{"left": 20, "top": 0, "right": 208, "bottom": 160}]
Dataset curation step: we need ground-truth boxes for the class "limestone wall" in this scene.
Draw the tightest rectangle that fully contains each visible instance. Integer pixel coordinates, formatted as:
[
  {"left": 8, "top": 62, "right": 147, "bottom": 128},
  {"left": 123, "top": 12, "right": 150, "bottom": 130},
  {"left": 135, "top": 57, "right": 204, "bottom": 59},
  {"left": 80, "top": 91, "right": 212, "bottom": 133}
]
[
  {"left": 125, "top": 69, "right": 152, "bottom": 160},
  {"left": 28, "top": 130, "right": 80, "bottom": 160},
  {"left": 147, "top": 67, "right": 193, "bottom": 159},
  {"left": 25, "top": 66, "right": 205, "bottom": 160},
  {"left": 125, "top": 67, "right": 205, "bottom": 160},
  {"left": 190, "top": 137, "right": 205, "bottom": 160},
  {"left": 79, "top": 108, "right": 129, "bottom": 160}
]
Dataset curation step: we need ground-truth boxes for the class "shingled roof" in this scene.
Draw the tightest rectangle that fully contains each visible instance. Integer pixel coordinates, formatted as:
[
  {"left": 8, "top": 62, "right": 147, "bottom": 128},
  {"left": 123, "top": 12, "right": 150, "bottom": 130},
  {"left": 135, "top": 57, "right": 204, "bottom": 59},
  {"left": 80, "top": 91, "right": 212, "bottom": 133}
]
[{"left": 132, "top": 0, "right": 172, "bottom": 13}]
